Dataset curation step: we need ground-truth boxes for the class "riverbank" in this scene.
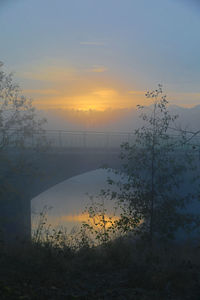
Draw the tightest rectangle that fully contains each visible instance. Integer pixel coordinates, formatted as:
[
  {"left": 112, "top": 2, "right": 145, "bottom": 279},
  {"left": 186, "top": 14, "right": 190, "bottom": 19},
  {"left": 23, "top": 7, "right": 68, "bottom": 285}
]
[{"left": 0, "top": 237, "right": 200, "bottom": 299}]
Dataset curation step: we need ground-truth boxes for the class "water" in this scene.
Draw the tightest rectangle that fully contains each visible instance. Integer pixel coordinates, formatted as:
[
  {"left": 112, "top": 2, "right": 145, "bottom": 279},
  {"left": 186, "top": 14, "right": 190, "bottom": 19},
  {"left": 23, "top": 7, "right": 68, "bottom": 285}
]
[
  {"left": 31, "top": 167, "right": 199, "bottom": 242},
  {"left": 31, "top": 169, "right": 118, "bottom": 233}
]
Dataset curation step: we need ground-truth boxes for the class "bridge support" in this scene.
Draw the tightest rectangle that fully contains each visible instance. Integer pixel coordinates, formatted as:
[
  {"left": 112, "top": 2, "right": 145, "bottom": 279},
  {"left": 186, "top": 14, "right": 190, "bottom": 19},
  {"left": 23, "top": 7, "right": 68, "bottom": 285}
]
[{"left": 0, "top": 197, "right": 31, "bottom": 245}]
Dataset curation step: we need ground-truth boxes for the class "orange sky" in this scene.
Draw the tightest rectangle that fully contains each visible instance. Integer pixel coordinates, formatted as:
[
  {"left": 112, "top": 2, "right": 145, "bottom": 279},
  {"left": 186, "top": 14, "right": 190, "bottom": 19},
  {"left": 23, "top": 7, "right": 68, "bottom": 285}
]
[
  {"left": 19, "top": 63, "right": 147, "bottom": 111},
  {"left": 33, "top": 212, "right": 120, "bottom": 230},
  {"left": 19, "top": 63, "right": 200, "bottom": 112},
  {"left": 2, "top": 0, "right": 200, "bottom": 113}
]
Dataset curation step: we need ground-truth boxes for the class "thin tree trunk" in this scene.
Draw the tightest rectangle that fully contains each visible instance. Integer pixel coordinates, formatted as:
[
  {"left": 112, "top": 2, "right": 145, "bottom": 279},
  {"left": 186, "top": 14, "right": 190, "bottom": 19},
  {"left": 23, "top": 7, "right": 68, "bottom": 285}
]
[{"left": 150, "top": 102, "right": 156, "bottom": 246}]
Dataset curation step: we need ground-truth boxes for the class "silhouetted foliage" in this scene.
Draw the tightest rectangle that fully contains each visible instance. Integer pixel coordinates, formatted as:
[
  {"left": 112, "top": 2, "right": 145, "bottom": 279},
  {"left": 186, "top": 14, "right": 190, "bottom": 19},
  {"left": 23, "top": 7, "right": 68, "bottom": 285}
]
[
  {"left": 1, "top": 223, "right": 200, "bottom": 299},
  {"left": 100, "top": 85, "right": 199, "bottom": 244},
  {"left": 0, "top": 62, "right": 46, "bottom": 150},
  {"left": 0, "top": 62, "right": 47, "bottom": 243}
]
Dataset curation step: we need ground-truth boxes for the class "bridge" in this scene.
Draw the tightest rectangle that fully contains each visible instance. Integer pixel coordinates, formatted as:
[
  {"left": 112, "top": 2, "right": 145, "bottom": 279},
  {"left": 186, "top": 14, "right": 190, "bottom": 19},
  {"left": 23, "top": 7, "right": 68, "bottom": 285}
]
[
  {"left": 8, "top": 129, "right": 135, "bottom": 150},
  {"left": 1, "top": 130, "right": 130, "bottom": 244},
  {"left": 0, "top": 129, "right": 200, "bottom": 244}
]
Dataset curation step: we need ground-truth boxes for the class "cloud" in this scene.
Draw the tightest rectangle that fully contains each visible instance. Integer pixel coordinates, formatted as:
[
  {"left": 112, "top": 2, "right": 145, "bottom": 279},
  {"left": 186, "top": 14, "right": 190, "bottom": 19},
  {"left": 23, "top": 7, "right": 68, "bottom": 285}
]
[
  {"left": 23, "top": 89, "right": 61, "bottom": 96},
  {"left": 87, "top": 66, "right": 107, "bottom": 73},
  {"left": 30, "top": 86, "right": 145, "bottom": 111},
  {"left": 168, "top": 92, "right": 200, "bottom": 107},
  {"left": 16, "top": 61, "right": 146, "bottom": 111},
  {"left": 18, "top": 62, "right": 107, "bottom": 84},
  {"left": 93, "top": 89, "right": 118, "bottom": 98},
  {"left": 128, "top": 90, "right": 145, "bottom": 95},
  {"left": 19, "top": 66, "right": 77, "bottom": 82},
  {"left": 80, "top": 41, "right": 105, "bottom": 46}
]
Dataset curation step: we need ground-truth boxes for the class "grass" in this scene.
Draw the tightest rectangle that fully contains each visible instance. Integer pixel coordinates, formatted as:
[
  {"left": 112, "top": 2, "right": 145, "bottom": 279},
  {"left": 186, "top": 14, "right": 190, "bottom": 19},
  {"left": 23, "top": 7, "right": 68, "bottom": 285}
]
[{"left": 0, "top": 229, "right": 200, "bottom": 299}]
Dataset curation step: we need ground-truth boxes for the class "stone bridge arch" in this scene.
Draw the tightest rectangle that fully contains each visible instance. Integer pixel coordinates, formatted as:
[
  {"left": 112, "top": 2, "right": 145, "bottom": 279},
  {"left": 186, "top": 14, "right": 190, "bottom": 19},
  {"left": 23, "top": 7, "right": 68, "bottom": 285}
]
[{"left": 0, "top": 148, "right": 121, "bottom": 244}]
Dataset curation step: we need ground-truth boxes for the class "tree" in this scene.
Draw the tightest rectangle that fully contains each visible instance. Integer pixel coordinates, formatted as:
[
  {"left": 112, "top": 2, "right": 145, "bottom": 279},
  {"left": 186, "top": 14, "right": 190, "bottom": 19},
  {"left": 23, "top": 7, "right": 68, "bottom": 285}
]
[
  {"left": 104, "top": 85, "right": 199, "bottom": 244},
  {"left": 0, "top": 62, "right": 47, "bottom": 243},
  {"left": 0, "top": 62, "right": 46, "bottom": 150}
]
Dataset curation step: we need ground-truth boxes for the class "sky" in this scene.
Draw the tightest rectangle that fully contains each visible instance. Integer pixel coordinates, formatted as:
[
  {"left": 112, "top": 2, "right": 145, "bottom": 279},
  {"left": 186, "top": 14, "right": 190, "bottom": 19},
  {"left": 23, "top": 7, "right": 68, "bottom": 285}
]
[{"left": 0, "top": 0, "right": 200, "bottom": 111}]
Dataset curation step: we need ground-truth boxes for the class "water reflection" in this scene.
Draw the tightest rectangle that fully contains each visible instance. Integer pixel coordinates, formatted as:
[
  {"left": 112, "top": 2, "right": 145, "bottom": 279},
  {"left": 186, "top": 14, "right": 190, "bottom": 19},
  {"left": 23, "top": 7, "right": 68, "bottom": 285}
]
[{"left": 31, "top": 169, "right": 118, "bottom": 233}]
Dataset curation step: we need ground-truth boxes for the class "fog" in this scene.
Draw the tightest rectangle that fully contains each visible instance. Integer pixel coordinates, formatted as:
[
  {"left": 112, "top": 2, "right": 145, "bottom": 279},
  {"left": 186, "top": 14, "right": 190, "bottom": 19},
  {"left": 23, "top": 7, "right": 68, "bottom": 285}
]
[
  {"left": 40, "top": 105, "right": 200, "bottom": 132},
  {"left": 31, "top": 104, "right": 200, "bottom": 232}
]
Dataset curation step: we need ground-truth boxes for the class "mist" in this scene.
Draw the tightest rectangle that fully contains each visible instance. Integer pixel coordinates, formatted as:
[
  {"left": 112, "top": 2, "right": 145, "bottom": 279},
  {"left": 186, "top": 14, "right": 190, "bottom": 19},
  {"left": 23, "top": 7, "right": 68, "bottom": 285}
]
[
  {"left": 1, "top": 0, "right": 200, "bottom": 297},
  {"left": 39, "top": 105, "right": 200, "bottom": 132}
]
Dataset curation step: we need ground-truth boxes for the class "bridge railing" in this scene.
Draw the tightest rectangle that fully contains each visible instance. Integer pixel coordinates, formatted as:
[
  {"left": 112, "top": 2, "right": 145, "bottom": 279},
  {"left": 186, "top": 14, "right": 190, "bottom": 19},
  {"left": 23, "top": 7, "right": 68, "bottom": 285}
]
[
  {"left": 1, "top": 129, "right": 200, "bottom": 153},
  {"left": 35, "top": 130, "right": 200, "bottom": 161}
]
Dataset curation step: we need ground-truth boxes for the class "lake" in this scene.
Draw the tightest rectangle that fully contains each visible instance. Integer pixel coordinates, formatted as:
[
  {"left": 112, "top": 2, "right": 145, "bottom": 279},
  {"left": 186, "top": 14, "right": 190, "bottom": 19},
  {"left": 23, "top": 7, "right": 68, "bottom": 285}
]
[{"left": 31, "top": 169, "right": 118, "bottom": 235}]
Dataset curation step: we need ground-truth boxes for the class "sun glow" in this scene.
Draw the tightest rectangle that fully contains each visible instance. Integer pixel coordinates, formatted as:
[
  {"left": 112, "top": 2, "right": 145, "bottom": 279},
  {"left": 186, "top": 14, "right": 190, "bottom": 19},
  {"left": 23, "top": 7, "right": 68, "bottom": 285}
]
[
  {"left": 51, "top": 89, "right": 122, "bottom": 111},
  {"left": 20, "top": 63, "right": 147, "bottom": 111},
  {"left": 37, "top": 213, "right": 120, "bottom": 230},
  {"left": 69, "top": 95, "right": 108, "bottom": 111},
  {"left": 32, "top": 89, "right": 145, "bottom": 111},
  {"left": 61, "top": 213, "right": 119, "bottom": 223}
]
